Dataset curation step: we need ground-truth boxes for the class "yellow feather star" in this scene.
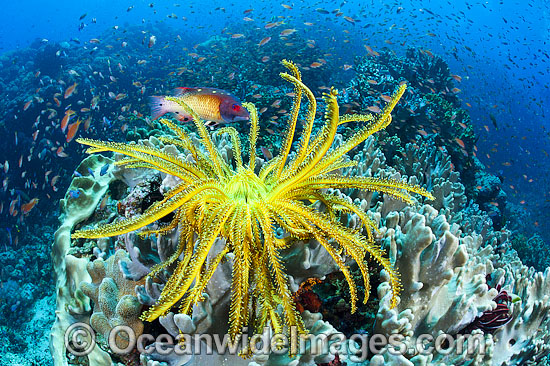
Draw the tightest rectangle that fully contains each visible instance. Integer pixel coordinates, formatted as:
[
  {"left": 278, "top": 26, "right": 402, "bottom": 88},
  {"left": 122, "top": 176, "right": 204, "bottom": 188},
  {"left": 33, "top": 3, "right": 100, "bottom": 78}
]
[{"left": 72, "top": 60, "right": 434, "bottom": 343}]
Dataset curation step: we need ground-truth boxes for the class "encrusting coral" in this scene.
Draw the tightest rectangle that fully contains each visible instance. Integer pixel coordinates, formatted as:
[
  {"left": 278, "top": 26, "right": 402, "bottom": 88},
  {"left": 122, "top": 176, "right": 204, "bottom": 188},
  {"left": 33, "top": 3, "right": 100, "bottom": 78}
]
[{"left": 70, "top": 60, "right": 434, "bottom": 343}]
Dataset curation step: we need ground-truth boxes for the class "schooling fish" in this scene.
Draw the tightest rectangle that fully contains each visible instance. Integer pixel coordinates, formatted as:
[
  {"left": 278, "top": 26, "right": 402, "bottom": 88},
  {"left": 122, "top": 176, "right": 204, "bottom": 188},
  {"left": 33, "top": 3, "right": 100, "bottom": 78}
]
[
  {"left": 150, "top": 87, "right": 250, "bottom": 126},
  {"left": 21, "top": 198, "right": 39, "bottom": 214}
]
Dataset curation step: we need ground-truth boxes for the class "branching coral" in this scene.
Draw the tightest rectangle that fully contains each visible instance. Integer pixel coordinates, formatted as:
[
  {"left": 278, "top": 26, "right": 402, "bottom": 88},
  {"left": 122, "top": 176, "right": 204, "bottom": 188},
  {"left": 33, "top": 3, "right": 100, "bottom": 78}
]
[{"left": 71, "top": 60, "right": 433, "bottom": 344}]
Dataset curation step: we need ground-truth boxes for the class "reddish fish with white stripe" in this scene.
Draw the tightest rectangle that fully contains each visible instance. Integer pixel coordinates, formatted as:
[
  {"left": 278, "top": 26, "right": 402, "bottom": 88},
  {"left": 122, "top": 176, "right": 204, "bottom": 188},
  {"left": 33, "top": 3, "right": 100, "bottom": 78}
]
[{"left": 150, "top": 87, "right": 249, "bottom": 126}]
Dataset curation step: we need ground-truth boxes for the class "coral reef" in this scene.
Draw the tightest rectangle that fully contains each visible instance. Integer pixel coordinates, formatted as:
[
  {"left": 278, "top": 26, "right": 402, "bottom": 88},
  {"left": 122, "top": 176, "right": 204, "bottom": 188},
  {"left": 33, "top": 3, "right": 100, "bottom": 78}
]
[
  {"left": 52, "top": 126, "right": 550, "bottom": 366},
  {"left": 348, "top": 48, "right": 473, "bottom": 167},
  {"left": 42, "top": 40, "right": 549, "bottom": 366},
  {"left": 347, "top": 49, "right": 509, "bottom": 231},
  {"left": 0, "top": 11, "right": 545, "bottom": 366},
  {"left": 70, "top": 60, "right": 432, "bottom": 344},
  {"left": 368, "top": 182, "right": 550, "bottom": 365},
  {"left": 509, "top": 233, "right": 550, "bottom": 272},
  {"left": 0, "top": 225, "right": 55, "bottom": 365}
]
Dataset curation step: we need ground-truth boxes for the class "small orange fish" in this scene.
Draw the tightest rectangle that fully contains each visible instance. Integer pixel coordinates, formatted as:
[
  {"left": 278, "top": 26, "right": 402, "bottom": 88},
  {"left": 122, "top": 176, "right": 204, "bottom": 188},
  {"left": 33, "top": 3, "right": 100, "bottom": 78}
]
[
  {"left": 258, "top": 36, "right": 271, "bottom": 47},
  {"left": 451, "top": 87, "right": 461, "bottom": 94},
  {"left": 343, "top": 16, "right": 355, "bottom": 24},
  {"left": 271, "top": 99, "right": 282, "bottom": 108},
  {"left": 261, "top": 146, "right": 273, "bottom": 160},
  {"left": 455, "top": 138, "right": 465, "bottom": 148},
  {"left": 21, "top": 198, "right": 39, "bottom": 214},
  {"left": 367, "top": 79, "right": 378, "bottom": 85},
  {"left": 60, "top": 109, "right": 75, "bottom": 132},
  {"left": 231, "top": 33, "right": 245, "bottom": 39},
  {"left": 100, "top": 194, "right": 110, "bottom": 210},
  {"left": 279, "top": 28, "right": 297, "bottom": 36},
  {"left": 380, "top": 94, "right": 392, "bottom": 102},
  {"left": 261, "top": 56, "right": 270, "bottom": 62},
  {"left": 310, "top": 62, "right": 322, "bottom": 68},
  {"left": 367, "top": 105, "right": 381, "bottom": 113},
  {"left": 451, "top": 74, "right": 462, "bottom": 82},
  {"left": 83, "top": 116, "right": 92, "bottom": 131},
  {"left": 53, "top": 96, "right": 61, "bottom": 107},
  {"left": 66, "top": 119, "right": 81, "bottom": 142},
  {"left": 364, "top": 45, "right": 379, "bottom": 57},
  {"left": 51, "top": 175, "right": 60, "bottom": 187},
  {"left": 23, "top": 100, "right": 32, "bottom": 111},
  {"left": 56, "top": 146, "right": 69, "bottom": 158},
  {"left": 64, "top": 83, "right": 77, "bottom": 99},
  {"left": 9, "top": 199, "right": 18, "bottom": 216}
]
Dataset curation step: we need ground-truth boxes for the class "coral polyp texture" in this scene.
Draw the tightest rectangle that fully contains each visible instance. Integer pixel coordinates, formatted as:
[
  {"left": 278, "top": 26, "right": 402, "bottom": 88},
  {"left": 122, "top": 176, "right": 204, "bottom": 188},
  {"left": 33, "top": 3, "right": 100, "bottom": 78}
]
[{"left": 71, "top": 60, "right": 433, "bottom": 341}]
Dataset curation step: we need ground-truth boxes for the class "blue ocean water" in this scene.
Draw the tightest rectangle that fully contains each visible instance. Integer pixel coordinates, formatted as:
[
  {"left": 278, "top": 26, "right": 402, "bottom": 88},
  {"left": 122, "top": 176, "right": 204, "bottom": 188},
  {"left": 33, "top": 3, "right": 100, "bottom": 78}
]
[{"left": 0, "top": 0, "right": 548, "bottom": 362}]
